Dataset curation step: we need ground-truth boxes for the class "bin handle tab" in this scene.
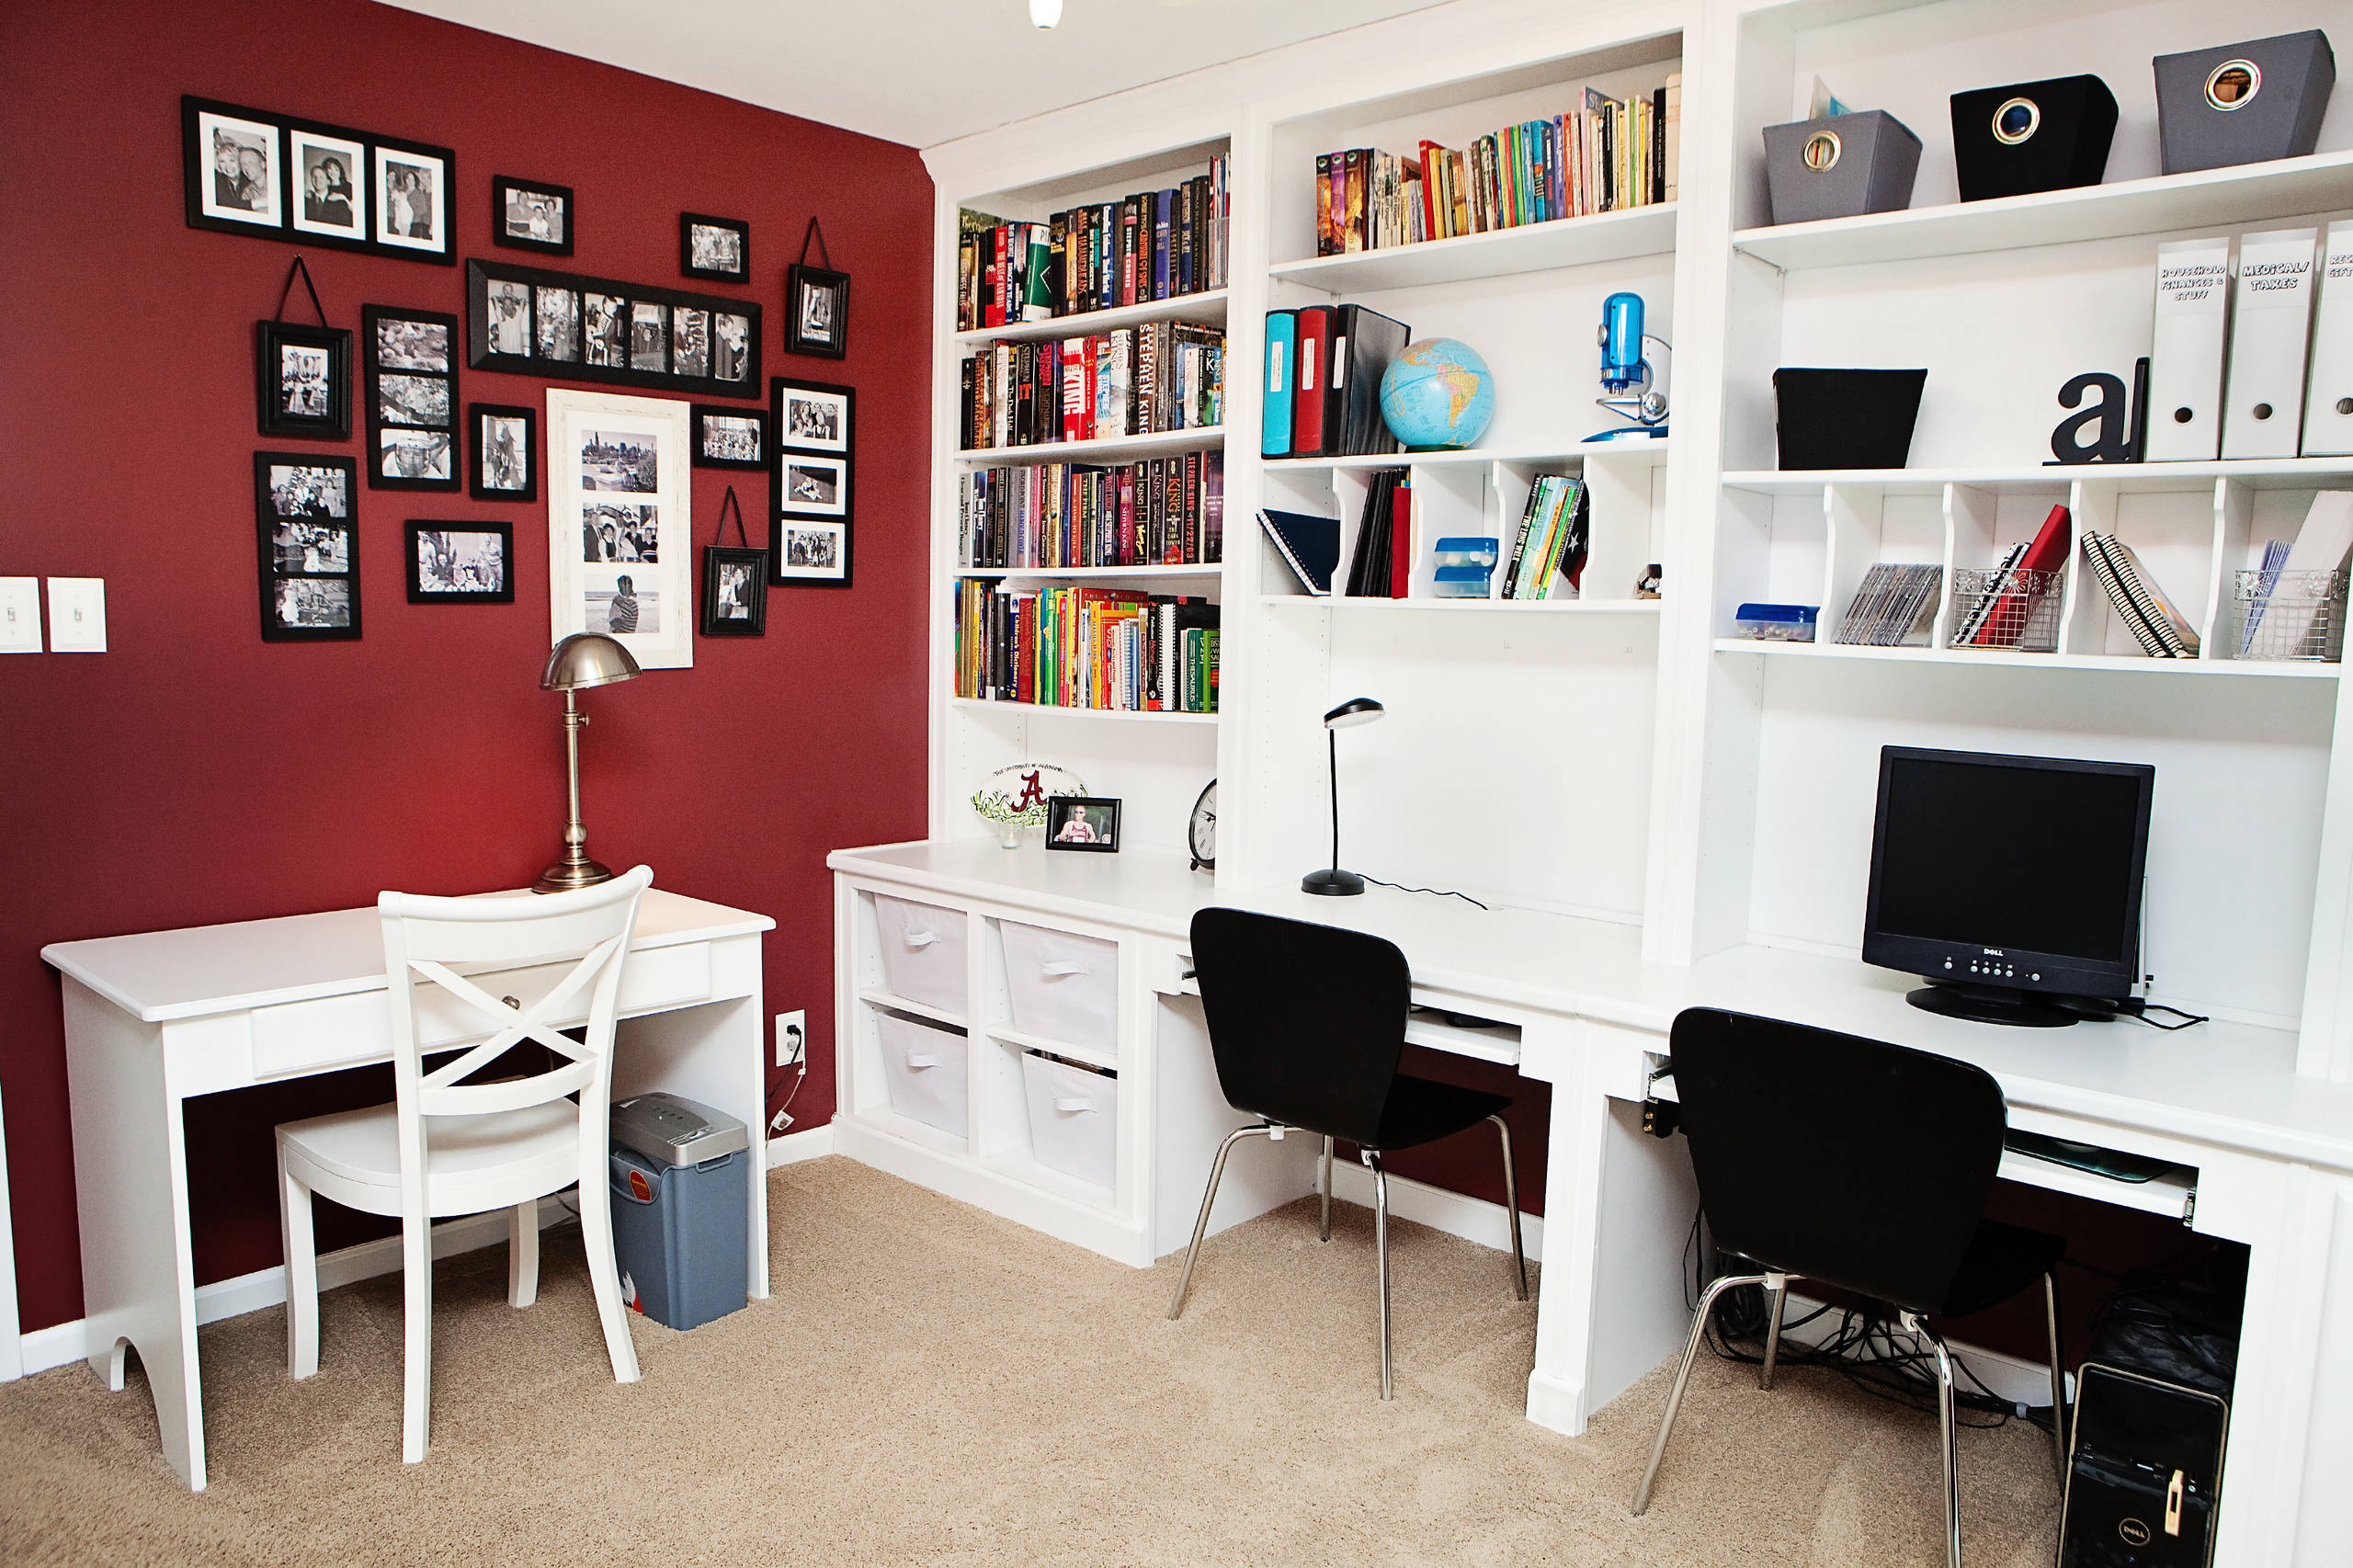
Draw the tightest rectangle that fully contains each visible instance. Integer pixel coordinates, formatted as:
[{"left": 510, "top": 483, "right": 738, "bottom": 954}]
[
  {"left": 906, "top": 1053, "right": 942, "bottom": 1069},
  {"left": 1051, "top": 1096, "right": 1097, "bottom": 1114},
  {"left": 1040, "top": 960, "right": 1087, "bottom": 977},
  {"left": 904, "top": 929, "right": 939, "bottom": 948}
]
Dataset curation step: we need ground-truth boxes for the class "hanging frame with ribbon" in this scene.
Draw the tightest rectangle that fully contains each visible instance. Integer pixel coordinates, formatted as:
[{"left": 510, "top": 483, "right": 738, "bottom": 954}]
[
  {"left": 699, "top": 483, "right": 769, "bottom": 637},
  {"left": 256, "top": 255, "right": 354, "bottom": 440},
  {"left": 783, "top": 217, "right": 849, "bottom": 360}
]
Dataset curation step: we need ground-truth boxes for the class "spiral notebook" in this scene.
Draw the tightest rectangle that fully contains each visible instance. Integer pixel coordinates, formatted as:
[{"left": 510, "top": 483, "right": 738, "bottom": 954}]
[{"left": 1255, "top": 507, "right": 1338, "bottom": 596}]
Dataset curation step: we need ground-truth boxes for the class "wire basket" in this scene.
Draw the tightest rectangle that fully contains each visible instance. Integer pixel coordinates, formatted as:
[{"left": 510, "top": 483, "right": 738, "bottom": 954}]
[
  {"left": 2233, "top": 569, "right": 2348, "bottom": 663},
  {"left": 1946, "top": 567, "right": 2063, "bottom": 653}
]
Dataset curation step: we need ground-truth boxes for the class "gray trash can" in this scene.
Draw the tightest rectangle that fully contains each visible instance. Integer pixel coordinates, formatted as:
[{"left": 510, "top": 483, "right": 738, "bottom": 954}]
[{"left": 608, "top": 1092, "right": 749, "bottom": 1331}]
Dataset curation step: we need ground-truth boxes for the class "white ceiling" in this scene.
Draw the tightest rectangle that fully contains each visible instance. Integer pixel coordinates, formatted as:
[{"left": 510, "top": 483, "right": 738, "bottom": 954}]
[{"left": 381, "top": 0, "right": 1449, "bottom": 149}]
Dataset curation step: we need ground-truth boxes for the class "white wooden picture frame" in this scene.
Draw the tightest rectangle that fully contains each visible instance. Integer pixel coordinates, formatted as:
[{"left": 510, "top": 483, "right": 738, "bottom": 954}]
[{"left": 546, "top": 388, "right": 693, "bottom": 669}]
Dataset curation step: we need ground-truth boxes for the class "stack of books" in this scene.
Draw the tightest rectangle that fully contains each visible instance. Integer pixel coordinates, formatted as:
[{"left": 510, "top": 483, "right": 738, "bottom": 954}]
[
  {"left": 959, "top": 453, "right": 1224, "bottom": 570},
  {"left": 2080, "top": 533, "right": 2201, "bottom": 657},
  {"left": 957, "top": 159, "right": 1229, "bottom": 331},
  {"left": 961, "top": 323, "right": 1223, "bottom": 450},
  {"left": 1499, "top": 476, "right": 1590, "bottom": 600},
  {"left": 956, "top": 584, "right": 1220, "bottom": 713},
  {"left": 1834, "top": 564, "right": 1942, "bottom": 646},
  {"left": 1341, "top": 471, "right": 1414, "bottom": 597},
  {"left": 1312, "top": 78, "right": 1679, "bottom": 256}
]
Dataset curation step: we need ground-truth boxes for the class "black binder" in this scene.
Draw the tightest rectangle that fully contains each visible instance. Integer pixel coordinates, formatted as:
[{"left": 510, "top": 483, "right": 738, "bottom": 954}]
[{"left": 1327, "top": 304, "right": 1411, "bottom": 457}]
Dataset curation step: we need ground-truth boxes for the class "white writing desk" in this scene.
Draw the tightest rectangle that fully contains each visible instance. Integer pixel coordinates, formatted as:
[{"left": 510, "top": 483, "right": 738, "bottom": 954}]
[{"left": 42, "top": 887, "right": 774, "bottom": 1492}]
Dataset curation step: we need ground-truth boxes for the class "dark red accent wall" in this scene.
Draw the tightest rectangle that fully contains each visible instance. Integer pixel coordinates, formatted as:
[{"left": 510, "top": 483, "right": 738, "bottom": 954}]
[{"left": 0, "top": 0, "right": 932, "bottom": 1335}]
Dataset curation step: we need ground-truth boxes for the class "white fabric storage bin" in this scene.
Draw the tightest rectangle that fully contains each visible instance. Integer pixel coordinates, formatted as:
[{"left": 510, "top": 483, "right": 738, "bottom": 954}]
[
  {"left": 1020, "top": 1051, "right": 1118, "bottom": 1190},
  {"left": 872, "top": 894, "right": 966, "bottom": 1015},
  {"left": 877, "top": 1011, "right": 968, "bottom": 1138},
  {"left": 999, "top": 921, "right": 1120, "bottom": 1052}
]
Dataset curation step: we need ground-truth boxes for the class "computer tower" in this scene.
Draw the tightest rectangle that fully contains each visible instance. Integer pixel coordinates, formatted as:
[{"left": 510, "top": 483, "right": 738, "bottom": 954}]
[{"left": 2059, "top": 1361, "right": 2228, "bottom": 1567}]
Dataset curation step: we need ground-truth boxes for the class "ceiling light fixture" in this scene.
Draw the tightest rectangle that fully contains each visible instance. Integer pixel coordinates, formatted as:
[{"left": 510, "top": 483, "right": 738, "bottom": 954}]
[{"left": 1029, "top": 0, "right": 1062, "bottom": 28}]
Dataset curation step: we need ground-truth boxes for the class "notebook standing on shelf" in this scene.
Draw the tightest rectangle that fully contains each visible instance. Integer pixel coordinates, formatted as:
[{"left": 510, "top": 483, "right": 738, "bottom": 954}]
[{"left": 1256, "top": 507, "right": 1339, "bottom": 596}]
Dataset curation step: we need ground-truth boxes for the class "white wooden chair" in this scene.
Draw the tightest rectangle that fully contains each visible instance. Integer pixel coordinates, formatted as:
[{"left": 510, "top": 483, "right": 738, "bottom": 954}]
[{"left": 275, "top": 866, "right": 654, "bottom": 1463}]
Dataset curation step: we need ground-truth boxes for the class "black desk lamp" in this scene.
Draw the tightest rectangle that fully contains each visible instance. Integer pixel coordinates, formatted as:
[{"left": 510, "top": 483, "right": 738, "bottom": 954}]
[{"left": 1302, "top": 697, "right": 1384, "bottom": 896}]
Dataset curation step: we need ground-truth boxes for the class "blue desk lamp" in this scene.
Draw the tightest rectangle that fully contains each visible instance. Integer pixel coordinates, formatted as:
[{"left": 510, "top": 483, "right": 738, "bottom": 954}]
[{"left": 1302, "top": 697, "right": 1385, "bottom": 896}]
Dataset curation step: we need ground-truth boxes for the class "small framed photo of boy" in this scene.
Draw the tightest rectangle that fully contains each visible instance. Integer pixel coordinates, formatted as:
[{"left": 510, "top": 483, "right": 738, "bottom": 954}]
[
  {"left": 1044, "top": 796, "right": 1121, "bottom": 853},
  {"left": 470, "top": 403, "right": 537, "bottom": 501},
  {"left": 783, "top": 264, "right": 848, "bottom": 358},
  {"left": 256, "top": 321, "right": 351, "bottom": 439},
  {"left": 699, "top": 545, "right": 767, "bottom": 636}
]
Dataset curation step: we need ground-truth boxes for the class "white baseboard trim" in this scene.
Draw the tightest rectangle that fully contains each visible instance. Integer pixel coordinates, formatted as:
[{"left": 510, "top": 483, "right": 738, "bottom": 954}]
[
  {"left": 766, "top": 1123, "right": 836, "bottom": 1167},
  {"left": 16, "top": 1198, "right": 569, "bottom": 1381},
  {"left": 1327, "top": 1162, "right": 1545, "bottom": 1264},
  {"left": 1778, "top": 1290, "right": 2069, "bottom": 1411}
]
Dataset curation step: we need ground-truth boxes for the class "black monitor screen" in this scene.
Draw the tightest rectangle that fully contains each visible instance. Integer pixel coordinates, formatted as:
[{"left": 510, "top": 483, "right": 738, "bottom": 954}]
[{"left": 1870, "top": 750, "right": 2150, "bottom": 969}]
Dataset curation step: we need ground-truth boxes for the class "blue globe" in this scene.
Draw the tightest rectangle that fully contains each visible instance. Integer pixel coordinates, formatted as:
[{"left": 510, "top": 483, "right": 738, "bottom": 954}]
[{"left": 1380, "top": 338, "right": 1496, "bottom": 450}]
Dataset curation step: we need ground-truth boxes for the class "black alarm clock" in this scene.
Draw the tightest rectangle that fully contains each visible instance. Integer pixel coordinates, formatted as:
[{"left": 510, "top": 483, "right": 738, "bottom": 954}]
[{"left": 1188, "top": 778, "right": 1215, "bottom": 872}]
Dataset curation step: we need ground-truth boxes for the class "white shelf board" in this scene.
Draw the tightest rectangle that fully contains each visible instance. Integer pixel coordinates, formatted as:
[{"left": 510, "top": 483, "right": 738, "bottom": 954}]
[
  {"left": 858, "top": 987, "right": 968, "bottom": 1029},
  {"left": 979, "top": 1146, "right": 1119, "bottom": 1211},
  {"left": 1267, "top": 203, "right": 1677, "bottom": 292},
  {"left": 955, "top": 290, "right": 1228, "bottom": 347},
  {"left": 983, "top": 1024, "right": 1118, "bottom": 1073},
  {"left": 1264, "top": 594, "right": 1663, "bottom": 615},
  {"left": 1723, "top": 458, "right": 2353, "bottom": 495},
  {"left": 955, "top": 426, "right": 1224, "bottom": 466},
  {"left": 1711, "top": 639, "right": 2342, "bottom": 679},
  {"left": 951, "top": 564, "right": 1222, "bottom": 580},
  {"left": 1267, "top": 437, "right": 1671, "bottom": 472},
  {"left": 949, "top": 697, "right": 1222, "bottom": 723},
  {"left": 1733, "top": 149, "right": 2353, "bottom": 271}
]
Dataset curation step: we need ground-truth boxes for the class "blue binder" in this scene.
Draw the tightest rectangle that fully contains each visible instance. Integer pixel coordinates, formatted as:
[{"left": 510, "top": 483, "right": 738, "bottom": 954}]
[{"left": 1262, "top": 310, "right": 1298, "bottom": 458}]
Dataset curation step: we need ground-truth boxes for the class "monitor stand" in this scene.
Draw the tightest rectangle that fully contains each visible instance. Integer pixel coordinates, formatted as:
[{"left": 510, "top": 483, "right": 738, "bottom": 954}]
[{"left": 1906, "top": 981, "right": 2081, "bottom": 1028}]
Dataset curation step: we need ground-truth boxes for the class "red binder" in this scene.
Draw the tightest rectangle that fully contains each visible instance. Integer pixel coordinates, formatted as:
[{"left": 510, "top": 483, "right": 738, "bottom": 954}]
[
  {"left": 1291, "top": 306, "right": 1334, "bottom": 458},
  {"left": 1969, "top": 504, "right": 2070, "bottom": 646},
  {"left": 1390, "top": 481, "right": 1413, "bottom": 597}
]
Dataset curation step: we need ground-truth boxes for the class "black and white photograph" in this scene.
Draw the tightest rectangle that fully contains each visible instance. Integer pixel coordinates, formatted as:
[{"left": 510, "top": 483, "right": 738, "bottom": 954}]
[
  {"left": 483, "top": 279, "right": 531, "bottom": 357},
  {"left": 585, "top": 573, "right": 659, "bottom": 635},
  {"left": 493, "top": 176, "right": 573, "bottom": 256},
  {"left": 378, "top": 372, "right": 451, "bottom": 428},
  {"left": 194, "top": 107, "right": 279, "bottom": 227},
  {"left": 290, "top": 129, "right": 364, "bottom": 238},
  {"left": 770, "top": 519, "right": 848, "bottom": 586},
  {"left": 776, "top": 378, "right": 852, "bottom": 455},
  {"left": 693, "top": 405, "right": 767, "bottom": 470},
  {"left": 780, "top": 455, "right": 846, "bottom": 516},
  {"left": 630, "top": 301, "right": 668, "bottom": 372},
  {"left": 581, "top": 429, "right": 658, "bottom": 494},
  {"left": 535, "top": 286, "right": 580, "bottom": 361},
  {"left": 471, "top": 403, "right": 536, "bottom": 502},
  {"left": 375, "top": 315, "right": 449, "bottom": 372},
  {"left": 406, "top": 519, "right": 514, "bottom": 603},
  {"left": 673, "top": 308, "right": 710, "bottom": 380},
  {"left": 380, "top": 427, "right": 453, "bottom": 483},
  {"left": 584, "top": 292, "right": 624, "bottom": 368},
  {"left": 375, "top": 149, "right": 445, "bottom": 253},
  {"left": 255, "top": 450, "right": 360, "bottom": 642},
  {"left": 583, "top": 501, "right": 659, "bottom": 563},
  {"left": 680, "top": 213, "right": 749, "bottom": 283},
  {"left": 784, "top": 264, "right": 848, "bottom": 359},
  {"left": 256, "top": 321, "right": 351, "bottom": 440},
  {"left": 781, "top": 525, "right": 840, "bottom": 571},
  {"left": 1044, "top": 796, "right": 1122, "bottom": 853},
  {"left": 699, "top": 545, "right": 767, "bottom": 636},
  {"left": 714, "top": 312, "right": 753, "bottom": 384}
]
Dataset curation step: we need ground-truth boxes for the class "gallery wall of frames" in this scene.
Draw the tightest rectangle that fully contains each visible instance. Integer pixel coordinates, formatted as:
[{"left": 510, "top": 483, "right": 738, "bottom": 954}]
[{"left": 0, "top": 0, "right": 937, "bottom": 1339}]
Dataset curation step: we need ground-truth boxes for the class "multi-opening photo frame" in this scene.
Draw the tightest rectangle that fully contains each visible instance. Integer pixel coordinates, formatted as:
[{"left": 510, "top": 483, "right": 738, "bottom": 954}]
[
  {"left": 256, "top": 451, "right": 360, "bottom": 642},
  {"left": 466, "top": 258, "right": 760, "bottom": 399},
  {"left": 363, "top": 305, "right": 460, "bottom": 491},
  {"left": 184, "top": 97, "right": 453, "bottom": 264},
  {"left": 769, "top": 377, "right": 853, "bottom": 585},
  {"left": 547, "top": 388, "right": 693, "bottom": 669}
]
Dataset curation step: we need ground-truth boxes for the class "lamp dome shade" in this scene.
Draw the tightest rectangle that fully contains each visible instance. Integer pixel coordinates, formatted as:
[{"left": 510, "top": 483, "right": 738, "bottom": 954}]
[
  {"left": 1323, "top": 697, "right": 1385, "bottom": 729},
  {"left": 540, "top": 632, "right": 642, "bottom": 692}
]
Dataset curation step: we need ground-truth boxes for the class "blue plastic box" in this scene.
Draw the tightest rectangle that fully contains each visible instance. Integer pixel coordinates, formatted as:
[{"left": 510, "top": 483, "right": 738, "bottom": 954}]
[{"left": 608, "top": 1093, "right": 749, "bottom": 1331}]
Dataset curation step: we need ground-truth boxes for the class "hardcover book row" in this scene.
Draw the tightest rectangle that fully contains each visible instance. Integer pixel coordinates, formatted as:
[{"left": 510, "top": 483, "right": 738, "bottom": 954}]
[
  {"left": 961, "top": 323, "right": 1224, "bottom": 450},
  {"left": 957, "top": 158, "right": 1228, "bottom": 333},
  {"left": 958, "top": 453, "right": 1224, "bottom": 572},
  {"left": 955, "top": 582, "right": 1221, "bottom": 714}
]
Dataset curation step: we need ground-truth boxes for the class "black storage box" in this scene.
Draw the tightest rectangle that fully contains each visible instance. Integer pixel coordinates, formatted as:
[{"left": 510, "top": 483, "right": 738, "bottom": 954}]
[
  {"left": 1950, "top": 74, "right": 2119, "bottom": 201},
  {"left": 1773, "top": 368, "right": 1927, "bottom": 470},
  {"left": 1762, "top": 109, "right": 1923, "bottom": 224},
  {"left": 2154, "top": 30, "right": 2336, "bottom": 175},
  {"left": 2060, "top": 1362, "right": 2228, "bottom": 1567}
]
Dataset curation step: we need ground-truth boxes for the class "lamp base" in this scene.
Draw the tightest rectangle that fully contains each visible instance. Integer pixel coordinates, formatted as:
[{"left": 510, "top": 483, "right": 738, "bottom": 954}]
[
  {"left": 1301, "top": 868, "right": 1367, "bottom": 897},
  {"left": 533, "top": 853, "right": 616, "bottom": 893}
]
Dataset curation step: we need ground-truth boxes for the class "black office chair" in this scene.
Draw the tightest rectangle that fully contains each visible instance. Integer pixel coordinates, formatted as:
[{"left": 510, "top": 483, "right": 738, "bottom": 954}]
[
  {"left": 1166, "top": 907, "right": 1529, "bottom": 1400},
  {"left": 1632, "top": 1008, "right": 2069, "bottom": 1568}
]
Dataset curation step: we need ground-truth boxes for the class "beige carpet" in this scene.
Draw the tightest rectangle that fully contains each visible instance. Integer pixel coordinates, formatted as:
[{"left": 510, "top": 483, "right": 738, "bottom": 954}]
[{"left": 0, "top": 1157, "right": 2060, "bottom": 1566}]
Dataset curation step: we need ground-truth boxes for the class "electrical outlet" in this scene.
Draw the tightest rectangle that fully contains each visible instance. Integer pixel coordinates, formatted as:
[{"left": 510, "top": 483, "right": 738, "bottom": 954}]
[{"left": 776, "top": 1010, "right": 807, "bottom": 1069}]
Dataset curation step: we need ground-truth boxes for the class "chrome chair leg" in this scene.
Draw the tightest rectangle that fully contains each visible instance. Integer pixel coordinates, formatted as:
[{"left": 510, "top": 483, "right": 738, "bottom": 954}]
[
  {"left": 1320, "top": 1136, "right": 1333, "bottom": 1243},
  {"left": 1367, "top": 1150, "right": 1393, "bottom": 1401},
  {"left": 1631, "top": 1270, "right": 1768, "bottom": 1515},
  {"left": 1905, "top": 1312, "right": 1965, "bottom": 1568},
  {"left": 1167, "top": 1123, "right": 1273, "bottom": 1320},
  {"left": 1488, "top": 1115, "right": 1529, "bottom": 1301},
  {"left": 2042, "top": 1272, "right": 2069, "bottom": 1483},
  {"left": 1759, "top": 1270, "right": 1789, "bottom": 1390}
]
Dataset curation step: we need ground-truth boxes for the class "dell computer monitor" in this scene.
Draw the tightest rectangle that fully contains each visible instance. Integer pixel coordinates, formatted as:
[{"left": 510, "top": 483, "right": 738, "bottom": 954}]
[{"left": 1862, "top": 746, "right": 2154, "bottom": 1028}]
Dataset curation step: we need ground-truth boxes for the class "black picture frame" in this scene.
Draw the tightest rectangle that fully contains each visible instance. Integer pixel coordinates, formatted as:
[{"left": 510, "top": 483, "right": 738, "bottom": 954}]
[
  {"left": 693, "top": 404, "right": 768, "bottom": 470},
  {"left": 699, "top": 546, "right": 769, "bottom": 636},
  {"left": 1044, "top": 796, "right": 1122, "bottom": 852},
  {"left": 466, "top": 258, "right": 761, "bottom": 398},
  {"left": 493, "top": 176, "right": 574, "bottom": 256},
  {"left": 183, "top": 97, "right": 455, "bottom": 265},
  {"left": 363, "top": 305, "right": 460, "bottom": 492},
  {"left": 680, "top": 213, "right": 750, "bottom": 283},
  {"left": 783, "top": 264, "right": 849, "bottom": 358},
  {"left": 469, "top": 403, "right": 538, "bottom": 501},
  {"left": 405, "top": 518, "right": 516, "bottom": 604},
  {"left": 255, "top": 451, "right": 360, "bottom": 642},
  {"left": 769, "top": 376, "right": 854, "bottom": 586},
  {"left": 256, "top": 320, "right": 351, "bottom": 440}
]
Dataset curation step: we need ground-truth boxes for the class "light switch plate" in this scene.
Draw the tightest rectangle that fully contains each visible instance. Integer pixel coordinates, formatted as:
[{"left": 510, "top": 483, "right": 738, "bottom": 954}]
[
  {"left": 47, "top": 577, "right": 106, "bottom": 653},
  {"left": 0, "top": 578, "right": 38, "bottom": 653}
]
